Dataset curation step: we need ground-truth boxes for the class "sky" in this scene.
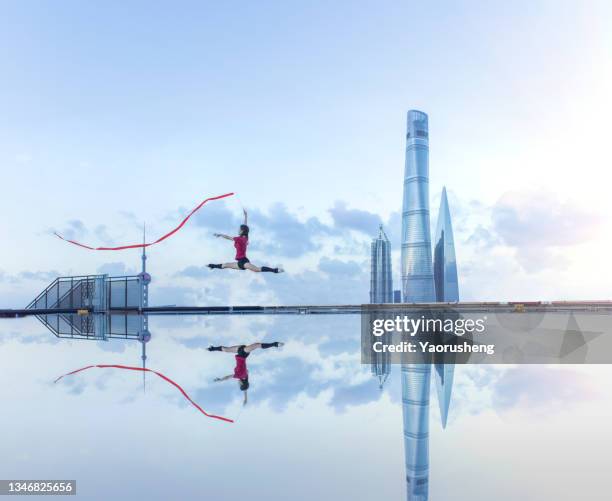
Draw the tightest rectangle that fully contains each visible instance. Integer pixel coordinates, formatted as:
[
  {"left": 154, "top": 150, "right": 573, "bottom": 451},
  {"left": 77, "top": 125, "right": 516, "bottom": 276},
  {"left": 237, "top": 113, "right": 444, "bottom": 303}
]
[
  {"left": 1, "top": 0, "right": 611, "bottom": 306},
  {"left": 1, "top": 1, "right": 612, "bottom": 500}
]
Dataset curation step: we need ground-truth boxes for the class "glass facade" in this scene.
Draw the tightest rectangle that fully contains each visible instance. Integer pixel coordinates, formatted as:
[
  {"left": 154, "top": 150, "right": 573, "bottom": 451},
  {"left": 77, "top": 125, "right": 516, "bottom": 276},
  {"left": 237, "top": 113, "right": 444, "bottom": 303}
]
[
  {"left": 401, "top": 110, "right": 435, "bottom": 303},
  {"left": 370, "top": 225, "right": 393, "bottom": 304},
  {"left": 401, "top": 110, "right": 436, "bottom": 501},
  {"left": 433, "top": 187, "right": 459, "bottom": 304},
  {"left": 370, "top": 225, "right": 393, "bottom": 387},
  {"left": 401, "top": 364, "right": 431, "bottom": 501},
  {"left": 432, "top": 186, "right": 459, "bottom": 429}
]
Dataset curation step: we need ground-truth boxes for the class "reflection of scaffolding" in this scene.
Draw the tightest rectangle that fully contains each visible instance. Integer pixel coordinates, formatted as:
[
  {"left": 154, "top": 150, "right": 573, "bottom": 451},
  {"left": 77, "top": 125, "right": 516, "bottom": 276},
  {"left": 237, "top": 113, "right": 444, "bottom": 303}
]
[{"left": 24, "top": 274, "right": 143, "bottom": 340}]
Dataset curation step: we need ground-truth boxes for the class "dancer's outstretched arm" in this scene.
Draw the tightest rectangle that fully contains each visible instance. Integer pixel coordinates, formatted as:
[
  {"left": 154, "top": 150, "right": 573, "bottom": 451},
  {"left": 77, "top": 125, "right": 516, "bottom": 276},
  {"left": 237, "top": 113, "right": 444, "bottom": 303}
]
[
  {"left": 214, "top": 233, "right": 233, "bottom": 241},
  {"left": 213, "top": 374, "right": 233, "bottom": 382},
  {"left": 243, "top": 208, "right": 248, "bottom": 225}
]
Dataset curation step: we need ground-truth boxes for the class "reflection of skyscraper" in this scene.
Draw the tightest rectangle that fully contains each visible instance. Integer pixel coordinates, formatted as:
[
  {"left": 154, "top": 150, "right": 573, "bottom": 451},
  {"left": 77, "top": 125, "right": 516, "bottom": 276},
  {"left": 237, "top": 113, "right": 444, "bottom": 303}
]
[
  {"left": 433, "top": 187, "right": 459, "bottom": 429},
  {"left": 370, "top": 225, "right": 393, "bottom": 388},
  {"left": 370, "top": 225, "right": 393, "bottom": 304},
  {"left": 401, "top": 110, "right": 435, "bottom": 501},
  {"left": 401, "top": 363, "right": 431, "bottom": 501}
]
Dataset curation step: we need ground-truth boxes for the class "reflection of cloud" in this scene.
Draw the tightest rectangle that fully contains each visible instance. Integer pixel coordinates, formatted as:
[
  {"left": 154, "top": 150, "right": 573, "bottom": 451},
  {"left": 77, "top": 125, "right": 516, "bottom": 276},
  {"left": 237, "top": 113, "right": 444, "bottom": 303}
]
[
  {"left": 330, "top": 380, "right": 382, "bottom": 412},
  {"left": 96, "top": 339, "right": 127, "bottom": 353},
  {"left": 175, "top": 336, "right": 211, "bottom": 350},
  {"left": 492, "top": 366, "right": 595, "bottom": 414},
  {"left": 0, "top": 330, "right": 60, "bottom": 345},
  {"left": 159, "top": 315, "right": 387, "bottom": 415}
]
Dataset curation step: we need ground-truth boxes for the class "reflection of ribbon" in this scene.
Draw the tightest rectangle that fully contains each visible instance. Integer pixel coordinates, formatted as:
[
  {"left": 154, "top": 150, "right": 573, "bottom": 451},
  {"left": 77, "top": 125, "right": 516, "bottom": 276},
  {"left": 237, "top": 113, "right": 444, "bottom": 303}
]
[
  {"left": 54, "top": 192, "right": 234, "bottom": 250},
  {"left": 55, "top": 364, "right": 234, "bottom": 423}
]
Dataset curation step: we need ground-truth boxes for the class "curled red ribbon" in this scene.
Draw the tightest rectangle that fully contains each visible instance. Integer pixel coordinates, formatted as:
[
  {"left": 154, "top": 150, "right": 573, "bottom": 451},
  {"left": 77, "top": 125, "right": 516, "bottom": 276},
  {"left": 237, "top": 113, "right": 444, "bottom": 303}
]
[
  {"left": 55, "top": 364, "right": 234, "bottom": 423},
  {"left": 55, "top": 192, "right": 234, "bottom": 250}
]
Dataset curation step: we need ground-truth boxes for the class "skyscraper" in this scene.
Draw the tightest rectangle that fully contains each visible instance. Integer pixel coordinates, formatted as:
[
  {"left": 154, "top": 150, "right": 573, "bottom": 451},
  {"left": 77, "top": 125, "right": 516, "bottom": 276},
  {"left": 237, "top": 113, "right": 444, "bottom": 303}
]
[
  {"left": 370, "top": 224, "right": 393, "bottom": 388},
  {"left": 432, "top": 186, "right": 459, "bottom": 429},
  {"left": 433, "top": 187, "right": 459, "bottom": 304},
  {"left": 370, "top": 224, "right": 393, "bottom": 304},
  {"left": 401, "top": 110, "right": 435, "bottom": 501}
]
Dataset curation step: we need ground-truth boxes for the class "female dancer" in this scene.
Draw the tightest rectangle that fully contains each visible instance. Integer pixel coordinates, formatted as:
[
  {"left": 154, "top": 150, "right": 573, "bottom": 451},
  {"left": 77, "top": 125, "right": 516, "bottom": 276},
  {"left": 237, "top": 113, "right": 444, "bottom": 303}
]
[
  {"left": 208, "top": 341, "right": 284, "bottom": 405},
  {"left": 208, "top": 209, "right": 283, "bottom": 273}
]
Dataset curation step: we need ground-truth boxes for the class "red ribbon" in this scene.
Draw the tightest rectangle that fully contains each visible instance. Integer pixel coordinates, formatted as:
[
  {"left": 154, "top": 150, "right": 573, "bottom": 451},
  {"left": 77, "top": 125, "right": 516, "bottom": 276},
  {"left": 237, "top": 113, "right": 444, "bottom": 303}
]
[
  {"left": 54, "top": 192, "right": 234, "bottom": 251},
  {"left": 55, "top": 364, "right": 234, "bottom": 423}
]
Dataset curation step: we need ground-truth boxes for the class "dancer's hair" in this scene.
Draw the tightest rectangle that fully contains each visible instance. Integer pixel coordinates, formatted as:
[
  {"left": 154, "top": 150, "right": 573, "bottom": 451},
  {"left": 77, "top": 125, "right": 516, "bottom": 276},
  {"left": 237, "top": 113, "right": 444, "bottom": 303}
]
[{"left": 239, "top": 224, "right": 249, "bottom": 238}]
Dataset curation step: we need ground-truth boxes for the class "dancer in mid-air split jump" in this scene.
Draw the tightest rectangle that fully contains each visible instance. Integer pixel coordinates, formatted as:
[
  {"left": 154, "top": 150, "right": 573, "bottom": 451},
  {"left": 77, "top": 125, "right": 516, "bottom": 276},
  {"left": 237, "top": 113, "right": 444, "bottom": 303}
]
[
  {"left": 208, "top": 341, "right": 284, "bottom": 405},
  {"left": 208, "top": 208, "right": 284, "bottom": 273}
]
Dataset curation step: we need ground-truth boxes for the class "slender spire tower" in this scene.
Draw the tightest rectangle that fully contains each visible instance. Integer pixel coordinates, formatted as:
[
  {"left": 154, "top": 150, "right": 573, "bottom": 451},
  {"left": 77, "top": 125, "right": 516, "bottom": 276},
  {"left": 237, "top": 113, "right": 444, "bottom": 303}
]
[
  {"left": 432, "top": 187, "right": 459, "bottom": 429},
  {"left": 401, "top": 110, "right": 435, "bottom": 501},
  {"left": 433, "top": 187, "right": 459, "bottom": 304},
  {"left": 138, "top": 223, "right": 152, "bottom": 393}
]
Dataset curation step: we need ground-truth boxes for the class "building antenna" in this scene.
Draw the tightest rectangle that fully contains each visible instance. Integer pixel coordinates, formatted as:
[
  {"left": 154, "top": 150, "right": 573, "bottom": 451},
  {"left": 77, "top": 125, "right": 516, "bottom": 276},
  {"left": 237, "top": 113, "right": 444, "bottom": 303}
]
[
  {"left": 379, "top": 223, "right": 388, "bottom": 241},
  {"left": 141, "top": 222, "right": 147, "bottom": 393}
]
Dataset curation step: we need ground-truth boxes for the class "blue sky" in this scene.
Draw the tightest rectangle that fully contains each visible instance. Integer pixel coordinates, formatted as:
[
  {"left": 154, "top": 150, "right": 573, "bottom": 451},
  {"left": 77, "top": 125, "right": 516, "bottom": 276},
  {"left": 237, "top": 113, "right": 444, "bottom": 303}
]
[
  {"left": 1, "top": 0, "right": 611, "bottom": 307},
  {"left": 1, "top": 2, "right": 612, "bottom": 500}
]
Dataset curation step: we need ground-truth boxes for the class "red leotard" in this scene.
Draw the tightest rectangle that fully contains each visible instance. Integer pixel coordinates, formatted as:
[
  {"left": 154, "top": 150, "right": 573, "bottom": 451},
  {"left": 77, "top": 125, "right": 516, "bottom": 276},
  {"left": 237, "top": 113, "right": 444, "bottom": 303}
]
[
  {"left": 233, "top": 236, "right": 248, "bottom": 260},
  {"left": 233, "top": 355, "right": 248, "bottom": 380}
]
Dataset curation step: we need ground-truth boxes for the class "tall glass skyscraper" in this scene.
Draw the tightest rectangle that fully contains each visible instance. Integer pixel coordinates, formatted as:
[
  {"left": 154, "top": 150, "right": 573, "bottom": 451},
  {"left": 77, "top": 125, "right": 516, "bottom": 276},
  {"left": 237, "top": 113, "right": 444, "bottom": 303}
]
[
  {"left": 433, "top": 187, "right": 459, "bottom": 304},
  {"left": 401, "top": 110, "right": 436, "bottom": 501},
  {"left": 401, "top": 110, "right": 435, "bottom": 303},
  {"left": 432, "top": 186, "right": 459, "bottom": 429},
  {"left": 370, "top": 224, "right": 393, "bottom": 304},
  {"left": 370, "top": 224, "right": 393, "bottom": 388}
]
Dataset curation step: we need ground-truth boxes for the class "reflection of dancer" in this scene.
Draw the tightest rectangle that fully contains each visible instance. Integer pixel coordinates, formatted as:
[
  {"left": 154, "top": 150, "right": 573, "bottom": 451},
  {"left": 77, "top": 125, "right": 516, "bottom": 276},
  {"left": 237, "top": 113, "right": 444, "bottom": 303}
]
[
  {"left": 208, "top": 209, "right": 283, "bottom": 273},
  {"left": 208, "top": 342, "right": 284, "bottom": 405}
]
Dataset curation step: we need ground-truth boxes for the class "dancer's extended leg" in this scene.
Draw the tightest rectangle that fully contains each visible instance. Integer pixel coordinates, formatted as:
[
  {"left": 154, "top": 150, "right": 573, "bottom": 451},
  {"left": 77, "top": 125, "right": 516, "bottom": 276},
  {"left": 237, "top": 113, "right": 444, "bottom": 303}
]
[
  {"left": 208, "top": 345, "right": 241, "bottom": 352},
  {"left": 244, "top": 263, "right": 283, "bottom": 273},
  {"left": 208, "top": 262, "right": 240, "bottom": 270},
  {"left": 244, "top": 341, "right": 283, "bottom": 353}
]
